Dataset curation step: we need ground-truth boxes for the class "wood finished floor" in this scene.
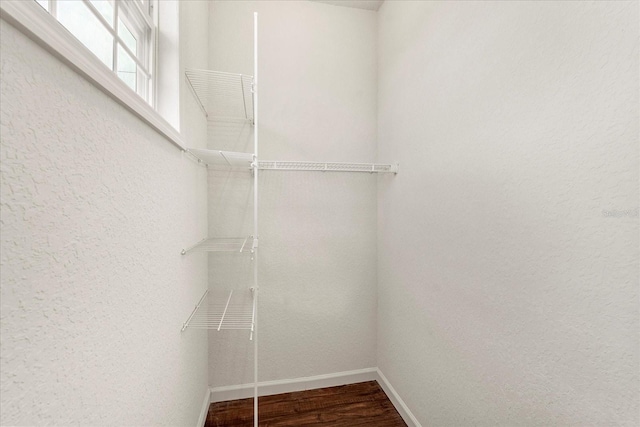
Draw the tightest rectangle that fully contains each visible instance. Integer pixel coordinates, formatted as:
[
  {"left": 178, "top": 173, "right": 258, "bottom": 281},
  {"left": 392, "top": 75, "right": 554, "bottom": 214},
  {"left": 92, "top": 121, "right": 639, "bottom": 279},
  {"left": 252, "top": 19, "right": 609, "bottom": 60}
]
[{"left": 205, "top": 381, "right": 407, "bottom": 427}]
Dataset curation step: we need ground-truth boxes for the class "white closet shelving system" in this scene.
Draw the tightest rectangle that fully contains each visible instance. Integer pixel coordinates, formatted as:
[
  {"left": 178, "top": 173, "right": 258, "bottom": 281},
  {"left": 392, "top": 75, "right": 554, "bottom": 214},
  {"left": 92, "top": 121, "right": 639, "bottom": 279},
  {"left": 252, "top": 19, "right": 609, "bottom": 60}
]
[
  {"left": 180, "top": 12, "right": 398, "bottom": 427},
  {"left": 181, "top": 12, "right": 260, "bottom": 427}
]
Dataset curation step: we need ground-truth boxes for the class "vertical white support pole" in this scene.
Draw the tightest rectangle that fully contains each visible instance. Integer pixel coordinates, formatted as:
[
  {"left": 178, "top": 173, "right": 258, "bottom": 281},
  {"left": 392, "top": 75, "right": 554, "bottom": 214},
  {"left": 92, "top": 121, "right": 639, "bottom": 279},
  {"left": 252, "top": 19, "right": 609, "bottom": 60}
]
[{"left": 253, "top": 12, "right": 259, "bottom": 427}]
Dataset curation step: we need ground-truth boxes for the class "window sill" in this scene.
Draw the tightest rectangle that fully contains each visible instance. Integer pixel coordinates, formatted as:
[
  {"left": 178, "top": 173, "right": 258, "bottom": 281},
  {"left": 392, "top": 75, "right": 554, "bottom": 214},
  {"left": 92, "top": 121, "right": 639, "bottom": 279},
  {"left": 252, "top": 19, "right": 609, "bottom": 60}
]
[{"left": 0, "top": 0, "right": 186, "bottom": 152}]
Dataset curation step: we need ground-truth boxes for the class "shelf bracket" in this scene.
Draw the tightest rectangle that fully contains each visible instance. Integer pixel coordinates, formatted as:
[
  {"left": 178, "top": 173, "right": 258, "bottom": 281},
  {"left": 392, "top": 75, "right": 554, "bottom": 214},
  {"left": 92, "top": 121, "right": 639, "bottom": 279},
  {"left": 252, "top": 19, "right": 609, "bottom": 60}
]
[
  {"left": 239, "top": 236, "right": 250, "bottom": 253},
  {"left": 182, "top": 290, "right": 208, "bottom": 332},
  {"left": 181, "top": 238, "right": 207, "bottom": 255},
  {"left": 219, "top": 151, "right": 231, "bottom": 166},
  {"left": 218, "top": 291, "right": 234, "bottom": 331}
]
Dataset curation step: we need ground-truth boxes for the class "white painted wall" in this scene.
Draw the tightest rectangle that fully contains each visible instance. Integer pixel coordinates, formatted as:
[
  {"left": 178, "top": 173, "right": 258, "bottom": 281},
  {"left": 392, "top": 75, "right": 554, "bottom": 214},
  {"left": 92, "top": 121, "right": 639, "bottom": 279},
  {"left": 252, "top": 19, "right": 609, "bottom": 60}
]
[
  {"left": 377, "top": 1, "right": 639, "bottom": 425},
  {"left": 4, "top": 1, "right": 635, "bottom": 424},
  {"left": 206, "top": 1, "right": 379, "bottom": 387},
  {"left": 0, "top": 1, "right": 210, "bottom": 424}
]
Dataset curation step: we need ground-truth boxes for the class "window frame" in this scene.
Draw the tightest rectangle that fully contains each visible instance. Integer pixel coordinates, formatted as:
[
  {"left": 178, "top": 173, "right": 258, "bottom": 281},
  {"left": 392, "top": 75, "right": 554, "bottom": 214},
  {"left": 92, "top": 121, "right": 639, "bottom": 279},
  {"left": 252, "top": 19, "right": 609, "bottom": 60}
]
[
  {"left": 0, "top": 0, "right": 184, "bottom": 150},
  {"left": 36, "top": 0, "right": 155, "bottom": 104}
]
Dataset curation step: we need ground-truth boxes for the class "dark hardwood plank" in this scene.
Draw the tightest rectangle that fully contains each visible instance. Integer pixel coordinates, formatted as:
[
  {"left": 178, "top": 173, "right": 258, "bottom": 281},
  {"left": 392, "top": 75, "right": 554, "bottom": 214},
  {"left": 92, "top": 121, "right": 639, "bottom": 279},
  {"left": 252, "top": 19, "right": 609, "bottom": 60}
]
[{"left": 205, "top": 381, "right": 407, "bottom": 427}]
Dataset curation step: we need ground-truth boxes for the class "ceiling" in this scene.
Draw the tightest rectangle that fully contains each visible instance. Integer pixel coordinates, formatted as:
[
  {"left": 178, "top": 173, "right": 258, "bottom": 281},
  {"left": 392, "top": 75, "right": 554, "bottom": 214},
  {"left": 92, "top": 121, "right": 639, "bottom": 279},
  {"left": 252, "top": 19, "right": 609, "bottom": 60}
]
[{"left": 310, "top": 1, "right": 385, "bottom": 11}]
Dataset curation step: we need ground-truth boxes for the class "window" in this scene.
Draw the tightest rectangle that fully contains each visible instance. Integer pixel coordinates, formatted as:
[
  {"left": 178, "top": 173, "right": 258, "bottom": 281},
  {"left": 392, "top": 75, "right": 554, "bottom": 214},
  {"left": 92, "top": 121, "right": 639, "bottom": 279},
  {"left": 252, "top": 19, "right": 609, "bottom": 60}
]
[
  {"left": 34, "top": 0, "right": 156, "bottom": 105},
  {"left": 1, "top": 0, "right": 183, "bottom": 148}
]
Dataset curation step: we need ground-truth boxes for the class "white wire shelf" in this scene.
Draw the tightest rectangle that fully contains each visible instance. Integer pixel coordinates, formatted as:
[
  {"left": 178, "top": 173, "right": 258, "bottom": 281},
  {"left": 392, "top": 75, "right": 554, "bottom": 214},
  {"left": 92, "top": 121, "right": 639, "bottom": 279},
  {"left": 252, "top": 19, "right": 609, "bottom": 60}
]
[
  {"left": 185, "top": 68, "right": 254, "bottom": 123},
  {"left": 182, "top": 289, "right": 256, "bottom": 339},
  {"left": 187, "top": 148, "right": 254, "bottom": 168},
  {"left": 181, "top": 236, "right": 256, "bottom": 255},
  {"left": 258, "top": 161, "right": 399, "bottom": 174}
]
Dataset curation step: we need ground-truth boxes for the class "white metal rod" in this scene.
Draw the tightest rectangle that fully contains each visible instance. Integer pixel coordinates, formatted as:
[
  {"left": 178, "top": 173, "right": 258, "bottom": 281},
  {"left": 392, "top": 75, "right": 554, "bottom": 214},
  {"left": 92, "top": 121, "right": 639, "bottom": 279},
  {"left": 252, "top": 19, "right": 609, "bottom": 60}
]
[
  {"left": 253, "top": 13, "right": 259, "bottom": 427},
  {"left": 219, "top": 151, "right": 231, "bottom": 166},
  {"left": 240, "top": 236, "right": 249, "bottom": 253},
  {"left": 218, "top": 290, "right": 234, "bottom": 331},
  {"left": 182, "top": 290, "right": 209, "bottom": 331},
  {"left": 241, "top": 74, "right": 248, "bottom": 119},
  {"left": 251, "top": 289, "right": 256, "bottom": 333},
  {"left": 258, "top": 166, "right": 396, "bottom": 173},
  {"left": 181, "top": 238, "right": 206, "bottom": 255},
  {"left": 185, "top": 73, "right": 208, "bottom": 117},
  {"left": 250, "top": 288, "right": 256, "bottom": 340},
  {"left": 253, "top": 287, "right": 259, "bottom": 425}
]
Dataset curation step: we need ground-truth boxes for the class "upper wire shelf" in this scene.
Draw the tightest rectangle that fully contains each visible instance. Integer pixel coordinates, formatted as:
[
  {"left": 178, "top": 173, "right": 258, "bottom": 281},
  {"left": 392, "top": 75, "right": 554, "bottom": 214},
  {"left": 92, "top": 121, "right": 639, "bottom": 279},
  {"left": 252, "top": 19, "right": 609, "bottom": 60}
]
[
  {"left": 188, "top": 148, "right": 254, "bottom": 168},
  {"left": 182, "top": 236, "right": 256, "bottom": 255},
  {"left": 185, "top": 69, "right": 254, "bottom": 123},
  {"left": 258, "top": 161, "right": 399, "bottom": 174},
  {"left": 182, "top": 289, "right": 256, "bottom": 340}
]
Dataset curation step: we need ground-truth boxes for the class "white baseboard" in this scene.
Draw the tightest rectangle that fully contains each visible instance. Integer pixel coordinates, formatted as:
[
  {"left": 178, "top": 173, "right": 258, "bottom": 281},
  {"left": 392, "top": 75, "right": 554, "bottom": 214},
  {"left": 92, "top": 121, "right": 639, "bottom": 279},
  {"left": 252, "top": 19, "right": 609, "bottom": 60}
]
[
  {"left": 209, "top": 367, "right": 377, "bottom": 403},
  {"left": 197, "top": 387, "right": 211, "bottom": 427},
  {"left": 375, "top": 368, "right": 422, "bottom": 427}
]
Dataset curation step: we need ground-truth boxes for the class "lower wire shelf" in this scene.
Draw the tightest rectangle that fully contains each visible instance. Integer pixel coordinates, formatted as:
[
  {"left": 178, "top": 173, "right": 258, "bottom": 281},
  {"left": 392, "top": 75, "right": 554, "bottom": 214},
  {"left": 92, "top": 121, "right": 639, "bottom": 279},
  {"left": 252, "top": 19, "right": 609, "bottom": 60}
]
[{"left": 182, "top": 288, "right": 256, "bottom": 340}]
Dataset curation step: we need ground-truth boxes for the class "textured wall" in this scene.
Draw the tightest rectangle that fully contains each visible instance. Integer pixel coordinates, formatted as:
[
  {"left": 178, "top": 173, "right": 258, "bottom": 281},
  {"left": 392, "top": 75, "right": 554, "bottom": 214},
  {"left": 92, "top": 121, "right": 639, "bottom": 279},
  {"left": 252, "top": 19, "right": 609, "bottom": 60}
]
[
  {"left": 377, "top": 1, "right": 639, "bottom": 425},
  {"left": 206, "top": 1, "right": 379, "bottom": 387},
  {"left": 0, "top": 3, "right": 209, "bottom": 424}
]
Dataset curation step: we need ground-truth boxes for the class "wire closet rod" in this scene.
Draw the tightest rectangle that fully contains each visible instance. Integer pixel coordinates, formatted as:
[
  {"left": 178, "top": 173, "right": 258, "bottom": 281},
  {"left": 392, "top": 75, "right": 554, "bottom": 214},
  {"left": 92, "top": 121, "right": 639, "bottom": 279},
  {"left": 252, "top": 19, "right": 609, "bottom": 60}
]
[{"left": 258, "top": 161, "right": 399, "bottom": 174}]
